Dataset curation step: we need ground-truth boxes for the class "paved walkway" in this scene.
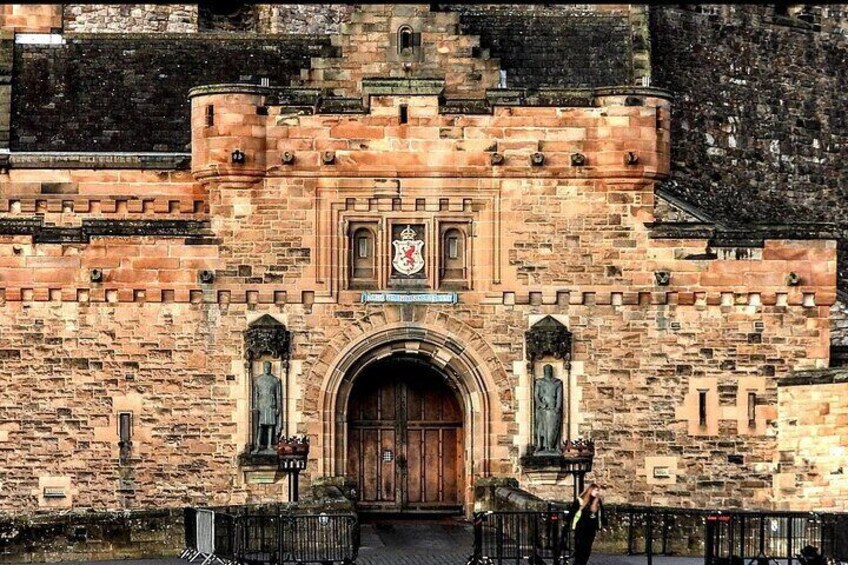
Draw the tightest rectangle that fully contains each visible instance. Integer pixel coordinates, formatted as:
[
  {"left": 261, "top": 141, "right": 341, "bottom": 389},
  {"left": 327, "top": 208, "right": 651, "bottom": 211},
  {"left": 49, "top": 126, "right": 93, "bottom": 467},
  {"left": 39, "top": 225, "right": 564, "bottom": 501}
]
[
  {"left": 32, "top": 518, "right": 705, "bottom": 565},
  {"left": 357, "top": 517, "right": 474, "bottom": 565}
]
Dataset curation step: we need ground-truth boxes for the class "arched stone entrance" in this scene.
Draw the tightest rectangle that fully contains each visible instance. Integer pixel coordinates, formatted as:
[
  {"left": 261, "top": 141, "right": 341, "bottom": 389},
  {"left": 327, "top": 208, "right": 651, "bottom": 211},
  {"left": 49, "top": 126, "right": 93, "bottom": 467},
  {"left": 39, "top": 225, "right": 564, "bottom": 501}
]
[{"left": 316, "top": 323, "right": 504, "bottom": 514}]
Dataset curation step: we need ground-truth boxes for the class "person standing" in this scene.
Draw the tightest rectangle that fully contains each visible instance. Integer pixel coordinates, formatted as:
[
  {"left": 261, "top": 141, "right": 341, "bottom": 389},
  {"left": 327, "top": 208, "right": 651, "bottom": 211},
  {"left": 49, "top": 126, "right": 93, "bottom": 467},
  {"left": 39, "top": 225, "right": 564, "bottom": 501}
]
[{"left": 570, "top": 483, "right": 607, "bottom": 565}]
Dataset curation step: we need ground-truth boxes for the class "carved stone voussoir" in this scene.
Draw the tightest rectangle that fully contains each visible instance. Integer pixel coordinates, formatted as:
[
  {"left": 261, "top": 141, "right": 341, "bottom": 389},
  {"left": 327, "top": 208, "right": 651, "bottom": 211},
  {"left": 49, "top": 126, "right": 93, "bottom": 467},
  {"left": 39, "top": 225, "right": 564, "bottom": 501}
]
[
  {"left": 245, "top": 314, "right": 291, "bottom": 361},
  {"left": 525, "top": 315, "right": 572, "bottom": 362}
]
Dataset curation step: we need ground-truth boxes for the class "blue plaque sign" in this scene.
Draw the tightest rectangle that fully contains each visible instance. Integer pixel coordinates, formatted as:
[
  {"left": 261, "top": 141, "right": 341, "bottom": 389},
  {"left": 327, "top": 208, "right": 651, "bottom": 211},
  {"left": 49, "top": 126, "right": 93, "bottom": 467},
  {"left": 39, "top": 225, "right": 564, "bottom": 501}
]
[{"left": 360, "top": 292, "right": 458, "bottom": 304}]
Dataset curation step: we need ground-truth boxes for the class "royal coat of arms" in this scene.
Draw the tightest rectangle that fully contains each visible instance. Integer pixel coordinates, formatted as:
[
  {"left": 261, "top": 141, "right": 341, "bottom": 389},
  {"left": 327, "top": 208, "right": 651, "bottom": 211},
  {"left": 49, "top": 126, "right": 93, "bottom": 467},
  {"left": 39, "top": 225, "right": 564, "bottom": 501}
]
[{"left": 392, "top": 225, "right": 425, "bottom": 276}]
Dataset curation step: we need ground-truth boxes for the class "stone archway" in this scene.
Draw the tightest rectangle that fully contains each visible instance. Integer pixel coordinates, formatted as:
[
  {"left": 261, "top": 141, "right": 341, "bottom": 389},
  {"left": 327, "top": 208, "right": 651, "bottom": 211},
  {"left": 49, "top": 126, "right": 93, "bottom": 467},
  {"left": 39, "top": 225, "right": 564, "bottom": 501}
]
[{"left": 314, "top": 322, "right": 506, "bottom": 511}]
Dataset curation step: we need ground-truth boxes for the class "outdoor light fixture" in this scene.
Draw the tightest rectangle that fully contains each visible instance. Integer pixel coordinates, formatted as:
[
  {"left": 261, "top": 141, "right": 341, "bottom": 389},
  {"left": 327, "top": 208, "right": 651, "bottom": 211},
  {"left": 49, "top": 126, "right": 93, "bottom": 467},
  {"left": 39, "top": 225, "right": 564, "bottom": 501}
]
[
  {"left": 786, "top": 272, "right": 801, "bottom": 286},
  {"left": 655, "top": 271, "right": 671, "bottom": 286},
  {"left": 231, "top": 149, "right": 246, "bottom": 164},
  {"left": 90, "top": 268, "right": 103, "bottom": 283},
  {"left": 282, "top": 151, "right": 295, "bottom": 165},
  {"left": 199, "top": 270, "right": 215, "bottom": 284},
  {"left": 490, "top": 152, "right": 504, "bottom": 166},
  {"left": 625, "top": 151, "right": 639, "bottom": 165},
  {"left": 322, "top": 151, "right": 336, "bottom": 165},
  {"left": 530, "top": 152, "right": 545, "bottom": 166},
  {"left": 571, "top": 153, "right": 586, "bottom": 166}
]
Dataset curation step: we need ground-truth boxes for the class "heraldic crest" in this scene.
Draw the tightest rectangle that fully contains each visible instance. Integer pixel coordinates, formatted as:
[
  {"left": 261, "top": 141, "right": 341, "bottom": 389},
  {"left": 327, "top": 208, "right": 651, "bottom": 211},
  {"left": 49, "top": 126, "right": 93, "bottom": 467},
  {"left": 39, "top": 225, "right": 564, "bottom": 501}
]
[{"left": 392, "top": 225, "right": 425, "bottom": 276}]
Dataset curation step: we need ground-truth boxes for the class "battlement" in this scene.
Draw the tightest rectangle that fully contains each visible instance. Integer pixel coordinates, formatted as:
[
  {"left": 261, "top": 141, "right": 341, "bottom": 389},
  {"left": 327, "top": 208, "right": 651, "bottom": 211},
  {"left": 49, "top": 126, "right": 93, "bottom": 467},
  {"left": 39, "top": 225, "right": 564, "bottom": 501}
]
[{"left": 188, "top": 83, "right": 672, "bottom": 182}]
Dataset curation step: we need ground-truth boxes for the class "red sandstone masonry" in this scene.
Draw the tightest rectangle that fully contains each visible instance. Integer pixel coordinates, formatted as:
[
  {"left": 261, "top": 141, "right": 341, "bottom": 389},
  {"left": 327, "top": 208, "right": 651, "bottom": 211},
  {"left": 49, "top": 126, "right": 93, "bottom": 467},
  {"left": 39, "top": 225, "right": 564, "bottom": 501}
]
[{"left": 0, "top": 6, "right": 842, "bottom": 515}]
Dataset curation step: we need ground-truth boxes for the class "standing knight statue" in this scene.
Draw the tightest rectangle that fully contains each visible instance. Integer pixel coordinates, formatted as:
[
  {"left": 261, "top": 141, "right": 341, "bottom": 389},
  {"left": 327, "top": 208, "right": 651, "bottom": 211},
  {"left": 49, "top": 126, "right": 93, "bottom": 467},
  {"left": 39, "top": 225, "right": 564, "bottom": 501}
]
[
  {"left": 252, "top": 360, "right": 283, "bottom": 453},
  {"left": 534, "top": 364, "right": 563, "bottom": 456}
]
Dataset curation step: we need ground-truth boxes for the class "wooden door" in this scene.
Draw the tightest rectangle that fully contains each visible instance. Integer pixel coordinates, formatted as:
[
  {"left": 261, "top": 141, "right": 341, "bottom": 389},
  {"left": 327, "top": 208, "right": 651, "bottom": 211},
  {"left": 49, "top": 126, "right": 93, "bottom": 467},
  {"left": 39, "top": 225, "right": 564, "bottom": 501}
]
[{"left": 347, "top": 364, "right": 464, "bottom": 512}]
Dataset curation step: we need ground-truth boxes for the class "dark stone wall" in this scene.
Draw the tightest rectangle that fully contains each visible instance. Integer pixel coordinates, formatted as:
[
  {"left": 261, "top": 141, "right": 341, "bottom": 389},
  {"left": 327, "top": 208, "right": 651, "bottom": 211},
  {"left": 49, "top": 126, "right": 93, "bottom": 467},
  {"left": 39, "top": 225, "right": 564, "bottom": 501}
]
[
  {"left": 0, "top": 508, "right": 182, "bottom": 563},
  {"left": 650, "top": 5, "right": 848, "bottom": 288},
  {"left": 11, "top": 35, "right": 331, "bottom": 152},
  {"left": 451, "top": 5, "right": 634, "bottom": 89},
  {"left": 10, "top": 7, "right": 638, "bottom": 153}
]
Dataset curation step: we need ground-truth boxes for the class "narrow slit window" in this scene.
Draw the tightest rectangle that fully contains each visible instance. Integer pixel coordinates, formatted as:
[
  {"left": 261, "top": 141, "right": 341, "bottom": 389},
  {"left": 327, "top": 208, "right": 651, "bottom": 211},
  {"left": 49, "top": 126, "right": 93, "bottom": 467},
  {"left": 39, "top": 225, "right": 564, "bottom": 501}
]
[
  {"left": 205, "top": 105, "right": 214, "bottom": 127},
  {"left": 698, "top": 390, "right": 708, "bottom": 427},
  {"left": 118, "top": 411, "right": 133, "bottom": 464},
  {"left": 357, "top": 236, "right": 370, "bottom": 259},
  {"left": 448, "top": 236, "right": 459, "bottom": 260},
  {"left": 399, "top": 104, "right": 408, "bottom": 124},
  {"left": 119, "top": 412, "right": 132, "bottom": 444},
  {"left": 398, "top": 26, "right": 418, "bottom": 53},
  {"left": 747, "top": 391, "right": 757, "bottom": 426}
]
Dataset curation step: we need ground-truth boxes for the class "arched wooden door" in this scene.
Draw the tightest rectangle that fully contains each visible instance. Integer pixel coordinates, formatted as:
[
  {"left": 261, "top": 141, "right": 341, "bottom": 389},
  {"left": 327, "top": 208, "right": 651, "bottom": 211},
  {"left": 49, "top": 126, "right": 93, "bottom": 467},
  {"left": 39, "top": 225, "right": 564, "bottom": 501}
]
[{"left": 346, "top": 358, "right": 464, "bottom": 513}]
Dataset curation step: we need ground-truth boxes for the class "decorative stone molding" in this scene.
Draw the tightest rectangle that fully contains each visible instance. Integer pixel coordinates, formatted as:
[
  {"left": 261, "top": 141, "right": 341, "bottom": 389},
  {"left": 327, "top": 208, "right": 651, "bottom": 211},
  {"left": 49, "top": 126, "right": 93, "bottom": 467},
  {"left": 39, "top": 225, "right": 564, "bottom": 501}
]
[
  {"left": 525, "top": 315, "right": 572, "bottom": 362},
  {"left": 245, "top": 314, "right": 291, "bottom": 361}
]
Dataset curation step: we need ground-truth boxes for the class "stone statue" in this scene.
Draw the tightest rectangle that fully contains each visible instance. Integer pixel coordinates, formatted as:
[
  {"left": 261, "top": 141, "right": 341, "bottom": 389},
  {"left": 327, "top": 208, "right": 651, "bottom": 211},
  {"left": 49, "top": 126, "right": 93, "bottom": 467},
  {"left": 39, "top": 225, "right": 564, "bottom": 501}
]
[
  {"left": 252, "top": 361, "right": 282, "bottom": 453},
  {"left": 534, "top": 364, "right": 563, "bottom": 456}
]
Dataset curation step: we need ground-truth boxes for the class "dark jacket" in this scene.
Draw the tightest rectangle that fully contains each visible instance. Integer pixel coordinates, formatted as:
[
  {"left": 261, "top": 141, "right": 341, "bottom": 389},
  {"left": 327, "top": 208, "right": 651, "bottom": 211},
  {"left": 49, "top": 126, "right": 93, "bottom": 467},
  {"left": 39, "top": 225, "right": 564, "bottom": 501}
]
[{"left": 570, "top": 498, "right": 607, "bottom": 533}]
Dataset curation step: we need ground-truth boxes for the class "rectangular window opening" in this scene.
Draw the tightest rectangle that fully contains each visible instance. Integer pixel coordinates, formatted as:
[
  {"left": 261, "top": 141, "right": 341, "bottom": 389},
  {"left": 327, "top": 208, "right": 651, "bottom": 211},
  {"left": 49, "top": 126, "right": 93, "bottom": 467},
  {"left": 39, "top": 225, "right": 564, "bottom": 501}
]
[
  {"left": 747, "top": 391, "right": 757, "bottom": 427},
  {"left": 357, "top": 237, "right": 369, "bottom": 259},
  {"left": 698, "top": 390, "right": 708, "bottom": 427},
  {"left": 119, "top": 411, "right": 133, "bottom": 464},
  {"left": 205, "top": 105, "right": 214, "bottom": 127},
  {"left": 399, "top": 104, "right": 409, "bottom": 125},
  {"left": 119, "top": 412, "right": 132, "bottom": 443}
]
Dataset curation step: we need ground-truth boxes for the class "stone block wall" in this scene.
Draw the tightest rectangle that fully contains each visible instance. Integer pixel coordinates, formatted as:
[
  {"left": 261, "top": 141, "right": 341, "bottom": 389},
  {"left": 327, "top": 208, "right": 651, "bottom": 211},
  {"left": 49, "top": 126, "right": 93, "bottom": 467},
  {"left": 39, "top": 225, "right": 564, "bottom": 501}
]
[
  {"left": 650, "top": 5, "right": 848, "bottom": 289},
  {"left": 11, "top": 36, "right": 331, "bottom": 152},
  {"left": 0, "top": 508, "right": 183, "bottom": 563},
  {"left": 776, "top": 373, "right": 848, "bottom": 511},
  {"left": 0, "top": 3, "right": 844, "bottom": 521},
  {"left": 63, "top": 4, "right": 196, "bottom": 33},
  {"left": 0, "top": 5, "right": 61, "bottom": 33},
  {"left": 453, "top": 4, "right": 635, "bottom": 88}
]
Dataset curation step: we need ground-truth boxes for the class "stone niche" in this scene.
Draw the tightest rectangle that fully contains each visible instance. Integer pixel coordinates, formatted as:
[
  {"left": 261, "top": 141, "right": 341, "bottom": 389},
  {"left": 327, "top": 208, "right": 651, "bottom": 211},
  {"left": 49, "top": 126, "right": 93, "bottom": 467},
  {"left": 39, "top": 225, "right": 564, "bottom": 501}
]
[
  {"left": 520, "top": 316, "right": 593, "bottom": 491},
  {"left": 238, "top": 314, "right": 291, "bottom": 486}
]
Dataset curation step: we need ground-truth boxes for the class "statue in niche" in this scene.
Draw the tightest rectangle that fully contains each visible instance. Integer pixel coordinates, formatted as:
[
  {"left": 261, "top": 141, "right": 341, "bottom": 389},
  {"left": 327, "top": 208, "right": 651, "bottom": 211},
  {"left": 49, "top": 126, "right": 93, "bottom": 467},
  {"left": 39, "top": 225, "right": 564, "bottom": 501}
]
[
  {"left": 534, "top": 364, "right": 563, "bottom": 456},
  {"left": 252, "top": 361, "right": 282, "bottom": 453}
]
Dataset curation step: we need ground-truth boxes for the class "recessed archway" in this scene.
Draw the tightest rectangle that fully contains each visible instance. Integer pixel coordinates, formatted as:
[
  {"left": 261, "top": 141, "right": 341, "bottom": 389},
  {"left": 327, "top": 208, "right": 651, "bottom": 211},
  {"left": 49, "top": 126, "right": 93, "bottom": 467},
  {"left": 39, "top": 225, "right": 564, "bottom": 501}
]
[{"left": 315, "top": 323, "right": 505, "bottom": 513}]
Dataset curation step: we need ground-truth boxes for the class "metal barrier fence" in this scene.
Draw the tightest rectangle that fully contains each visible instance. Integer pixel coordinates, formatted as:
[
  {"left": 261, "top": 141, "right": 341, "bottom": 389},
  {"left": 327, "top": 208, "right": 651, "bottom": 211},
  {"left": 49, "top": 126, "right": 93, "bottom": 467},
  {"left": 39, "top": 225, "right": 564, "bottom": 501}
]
[
  {"left": 468, "top": 506, "right": 847, "bottom": 565},
  {"left": 615, "top": 505, "right": 711, "bottom": 561},
  {"left": 181, "top": 506, "right": 359, "bottom": 565},
  {"left": 467, "top": 510, "right": 571, "bottom": 565},
  {"left": 705, "top": 511, "right": 846, "bottom": 565}
]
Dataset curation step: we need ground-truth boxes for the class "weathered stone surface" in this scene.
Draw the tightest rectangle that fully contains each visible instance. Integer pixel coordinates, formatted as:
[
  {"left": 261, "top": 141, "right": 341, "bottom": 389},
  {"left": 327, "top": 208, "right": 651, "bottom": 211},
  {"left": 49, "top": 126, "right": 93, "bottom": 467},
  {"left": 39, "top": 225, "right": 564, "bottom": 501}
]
[
  {"left": 453, "top": 4, "right": 634, "bottom": 88},
  {"left": 64, "top": 4, "right": 197, "bottom": 33},
  {"left": 11, "top": 35, "right": 331, "bottom": 152},
  {"left": 651, "top": 5, "right": 848, "bottom": 290},
  {"left": 0, "top": 5, "right": 843, "bottom": 543}
]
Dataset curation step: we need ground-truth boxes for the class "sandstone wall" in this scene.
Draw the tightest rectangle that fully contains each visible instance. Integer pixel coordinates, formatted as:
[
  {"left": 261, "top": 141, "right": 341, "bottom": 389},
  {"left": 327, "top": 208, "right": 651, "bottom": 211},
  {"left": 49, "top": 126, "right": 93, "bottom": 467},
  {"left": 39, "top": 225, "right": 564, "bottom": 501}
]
[
  {"left": 0, "top": 5, "right": 61, "bottom": 33},
  {"left": 0, "top": 280, "right": 834, "bottom": 513},
  {"left": 776, "top": 376, "right": 848, "bottom": 511}
]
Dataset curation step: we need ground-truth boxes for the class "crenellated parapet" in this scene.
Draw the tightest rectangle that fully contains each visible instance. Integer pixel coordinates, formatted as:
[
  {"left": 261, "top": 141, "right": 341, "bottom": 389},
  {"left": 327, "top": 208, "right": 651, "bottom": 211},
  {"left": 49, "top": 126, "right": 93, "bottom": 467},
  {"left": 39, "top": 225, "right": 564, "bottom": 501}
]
[{"left": 188, "top": 82, "right": 672, "bottom": 183}]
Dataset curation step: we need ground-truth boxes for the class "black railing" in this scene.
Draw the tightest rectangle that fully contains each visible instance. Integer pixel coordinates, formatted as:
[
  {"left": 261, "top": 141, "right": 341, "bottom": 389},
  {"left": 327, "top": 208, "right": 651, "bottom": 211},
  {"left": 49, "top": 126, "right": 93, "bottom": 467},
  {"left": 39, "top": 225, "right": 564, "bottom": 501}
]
[
  {"left": 467, "top": 510, "right": 571, "bottom": 565},
  {"left": 616, "top": 505, "right": 711, "bottom": 560},
  {"left": 182, "top": 506, "right": 359, "bottom": 565},
  {"left": 705, "top": 511, "right": 846, "bottom": 565},
  {"left": 468, "top": 506, "right": 848, "bottom": 565}
]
